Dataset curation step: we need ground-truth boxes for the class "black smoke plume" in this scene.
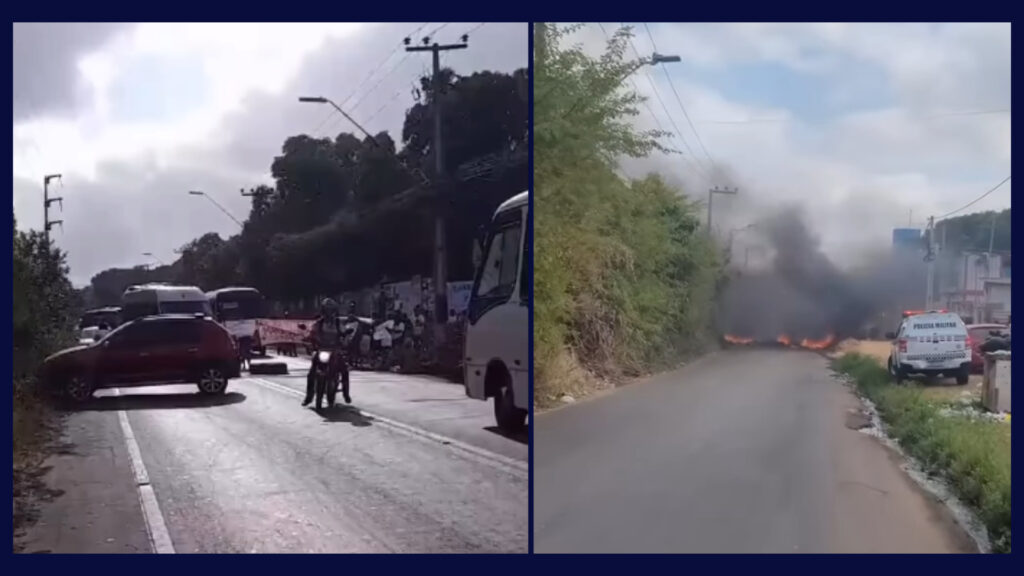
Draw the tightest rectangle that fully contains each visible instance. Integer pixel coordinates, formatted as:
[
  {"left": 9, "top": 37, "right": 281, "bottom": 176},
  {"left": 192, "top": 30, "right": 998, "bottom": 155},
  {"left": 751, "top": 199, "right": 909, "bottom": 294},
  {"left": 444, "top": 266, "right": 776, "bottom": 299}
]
[{"left": 717, "top": 208, "right": 926, "bottom": 342}]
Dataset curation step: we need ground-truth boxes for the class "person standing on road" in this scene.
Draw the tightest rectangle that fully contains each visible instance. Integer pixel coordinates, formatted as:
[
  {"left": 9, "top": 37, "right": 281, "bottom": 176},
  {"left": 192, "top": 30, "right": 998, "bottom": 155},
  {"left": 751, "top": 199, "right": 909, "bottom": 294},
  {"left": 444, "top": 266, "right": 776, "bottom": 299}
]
[{"left": 302, "top": 298, "right": 352, "bottom": 406}]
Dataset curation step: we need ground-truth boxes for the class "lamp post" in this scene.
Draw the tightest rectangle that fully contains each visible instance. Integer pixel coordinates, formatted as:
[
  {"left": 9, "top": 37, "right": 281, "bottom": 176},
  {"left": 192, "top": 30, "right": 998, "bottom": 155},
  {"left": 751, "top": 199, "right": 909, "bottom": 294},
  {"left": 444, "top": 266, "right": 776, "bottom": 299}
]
[
  {"left": 188, "top": 190, "right": 244, "bottom": 228},
  {"left": 298, "top": 96, "right": 380, "bottom": 147},
  {"left": 142, "top": 252, "right": 166, "bottom": 267},
  {"left": 707, "top": 186, "right": 739, "bottom": 236}
]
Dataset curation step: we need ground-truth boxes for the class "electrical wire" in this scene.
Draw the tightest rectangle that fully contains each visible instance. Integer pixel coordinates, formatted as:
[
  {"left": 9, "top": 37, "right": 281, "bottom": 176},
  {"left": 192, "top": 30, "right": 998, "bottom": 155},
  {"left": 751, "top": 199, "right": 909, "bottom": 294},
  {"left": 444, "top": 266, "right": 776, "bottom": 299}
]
[
  {"left": 643, "top": 22, "right": 716, "bottom": 171},
  {"left": 935, "top": 175, "right": 1011, "bottom": 221}
]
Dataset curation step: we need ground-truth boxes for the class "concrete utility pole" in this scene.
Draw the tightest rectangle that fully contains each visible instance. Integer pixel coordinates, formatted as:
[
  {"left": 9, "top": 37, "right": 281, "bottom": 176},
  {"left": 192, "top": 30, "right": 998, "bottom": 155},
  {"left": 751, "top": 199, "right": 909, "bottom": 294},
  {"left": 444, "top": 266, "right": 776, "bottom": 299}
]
[
  {"left": 707, "top": 186, "right": 738, "bottom": 237},
  {"left": 406, "top": 33, "right": 467, "bottom": 350},
  {"left": 43, "top": 173, "right": 63, "bottom": 244},
  {"left": 925, "top": 216, "right": 936, "bottom": 309}
]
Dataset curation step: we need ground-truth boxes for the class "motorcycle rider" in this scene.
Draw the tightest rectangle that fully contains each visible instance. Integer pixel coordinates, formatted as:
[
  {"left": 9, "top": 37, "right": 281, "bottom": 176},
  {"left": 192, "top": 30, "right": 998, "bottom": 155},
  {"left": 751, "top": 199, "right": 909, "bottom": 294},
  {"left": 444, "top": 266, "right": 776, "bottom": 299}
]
[{"left": 302, "top": 298, "right": 352, "bottom": 406}]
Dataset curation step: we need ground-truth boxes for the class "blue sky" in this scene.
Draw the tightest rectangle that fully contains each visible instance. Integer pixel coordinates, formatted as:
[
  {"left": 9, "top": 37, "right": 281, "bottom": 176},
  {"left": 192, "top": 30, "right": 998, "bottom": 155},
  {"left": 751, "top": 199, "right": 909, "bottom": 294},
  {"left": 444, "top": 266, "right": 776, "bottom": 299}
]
[{"left": 572, "top": 22, "right": 1011, "bottom": 262}]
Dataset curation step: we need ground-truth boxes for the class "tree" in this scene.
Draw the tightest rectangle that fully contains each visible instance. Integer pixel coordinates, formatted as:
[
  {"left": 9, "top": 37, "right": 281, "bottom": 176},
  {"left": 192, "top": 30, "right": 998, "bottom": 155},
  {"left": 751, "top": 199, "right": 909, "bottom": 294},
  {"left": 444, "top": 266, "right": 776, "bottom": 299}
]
[
  {"left": 533, "top": 24, "right": 721, "bottom": 400},
  {"left": 87, "top": 66, "right": 529, "bottom": 312}
]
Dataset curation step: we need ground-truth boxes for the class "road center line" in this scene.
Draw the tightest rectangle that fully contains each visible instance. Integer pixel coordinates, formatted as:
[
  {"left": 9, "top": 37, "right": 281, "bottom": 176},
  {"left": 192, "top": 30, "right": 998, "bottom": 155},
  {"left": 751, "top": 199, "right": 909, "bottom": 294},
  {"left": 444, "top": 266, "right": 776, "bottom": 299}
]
[
  {"left": 114, "top": 389, "right": 176, "bottom": 554},
  {"left": 241, "top": 377, "right": 529, "bottom": 477}
]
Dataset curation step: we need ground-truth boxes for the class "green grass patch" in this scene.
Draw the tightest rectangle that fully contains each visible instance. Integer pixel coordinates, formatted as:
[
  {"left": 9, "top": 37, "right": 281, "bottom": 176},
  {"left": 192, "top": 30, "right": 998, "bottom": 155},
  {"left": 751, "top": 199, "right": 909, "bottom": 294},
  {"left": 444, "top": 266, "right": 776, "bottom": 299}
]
[{"left": 834, "top": 353, "right": 1011, "bottom": 553}]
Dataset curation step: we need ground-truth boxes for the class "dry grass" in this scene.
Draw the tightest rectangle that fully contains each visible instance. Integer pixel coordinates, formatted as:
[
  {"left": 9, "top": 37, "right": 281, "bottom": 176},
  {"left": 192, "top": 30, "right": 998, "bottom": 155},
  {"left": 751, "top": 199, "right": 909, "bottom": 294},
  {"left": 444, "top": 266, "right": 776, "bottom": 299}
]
[
  {"left": 534, "top": 347, "right": 612, "bottom": 410},
  {"left": 12, "top": 381, "right": 62, "bottom": 551}
]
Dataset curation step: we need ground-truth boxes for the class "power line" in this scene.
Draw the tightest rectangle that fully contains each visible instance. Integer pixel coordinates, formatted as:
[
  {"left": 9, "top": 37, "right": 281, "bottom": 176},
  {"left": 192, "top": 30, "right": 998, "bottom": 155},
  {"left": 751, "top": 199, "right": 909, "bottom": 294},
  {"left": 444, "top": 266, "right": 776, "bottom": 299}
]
[
  {"left": 340, "top": 22, "right": 429, "bottom": 110},
  {"left": 698, "top": 108, "right": 1011, "bottom": 125},
  {"left": 935, "top": 175, "right": 1011, "bottom": 221},
  {"left": 461, "top": 22, "right": 486, "bottom": 37},
  {"left": 619, "top": 24, "right": 709, "bottom": 179},
  {"left": 643, "top": 22, "right": 716, "bottom": 171},
  {"left": 349, "top": 53, "right": 412, "bottom": 113}
]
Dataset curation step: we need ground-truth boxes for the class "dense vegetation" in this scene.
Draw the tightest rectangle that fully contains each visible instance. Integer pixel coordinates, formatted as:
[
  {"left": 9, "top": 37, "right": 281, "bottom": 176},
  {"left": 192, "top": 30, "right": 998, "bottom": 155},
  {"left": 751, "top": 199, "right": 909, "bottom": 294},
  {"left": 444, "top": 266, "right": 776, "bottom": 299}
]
[
  {"left": 835, "top": 354, "right": 1010, "bottom": 553},
  {"left": 84, "top": 67, "right": 528, "bottom": 309},
  {"left": 938, "top": 208, "right": 1011, "bottom": 254},
  {"left": 534, "top": 24, "right": 723, "bottom": 404},
  {"left": 13, "top": 215, "right": 81, "bottom": 539}
]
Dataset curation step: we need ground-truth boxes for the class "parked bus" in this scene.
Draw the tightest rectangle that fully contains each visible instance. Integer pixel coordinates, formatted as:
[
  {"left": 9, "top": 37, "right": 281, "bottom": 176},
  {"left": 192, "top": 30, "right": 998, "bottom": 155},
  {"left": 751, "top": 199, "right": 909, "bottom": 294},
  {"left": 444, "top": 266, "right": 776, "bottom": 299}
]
[
  {"left": 207, "top": 287, "right": 266, "bottom": 355},
  {"left": 121, "top": 284, "right": 210, "bottom": 322},
  {"left": 463, "top": 190, "right": 529, "bottom": 434}
]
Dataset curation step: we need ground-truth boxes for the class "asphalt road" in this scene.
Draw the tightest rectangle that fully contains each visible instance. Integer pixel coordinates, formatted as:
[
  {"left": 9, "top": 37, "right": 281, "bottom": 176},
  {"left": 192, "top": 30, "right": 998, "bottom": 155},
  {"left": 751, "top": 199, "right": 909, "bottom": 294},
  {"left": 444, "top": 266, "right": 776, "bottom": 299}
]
[
  {"left": 16, "top": 359, "right": 528, "bottom": 553},
  {"left": 534, "top": 348, "right": 976, "bottom": 554}
]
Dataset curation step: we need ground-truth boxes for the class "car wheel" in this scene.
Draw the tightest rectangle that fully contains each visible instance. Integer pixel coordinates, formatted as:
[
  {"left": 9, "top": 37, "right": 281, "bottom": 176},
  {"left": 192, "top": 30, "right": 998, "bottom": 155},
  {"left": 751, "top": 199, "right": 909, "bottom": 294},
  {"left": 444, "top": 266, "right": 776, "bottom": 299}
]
[
  {"left": 955, "top": 367, "right": 969, "bottom": 385},
  {"left": 494, "top": 385, "right": 527, "bottom": 434},
  {"left": 64, "top": 374, "right": 94, "bottom": 404},
  {"left": 197, "top": 366, "right": 228, "bottom": 395}
]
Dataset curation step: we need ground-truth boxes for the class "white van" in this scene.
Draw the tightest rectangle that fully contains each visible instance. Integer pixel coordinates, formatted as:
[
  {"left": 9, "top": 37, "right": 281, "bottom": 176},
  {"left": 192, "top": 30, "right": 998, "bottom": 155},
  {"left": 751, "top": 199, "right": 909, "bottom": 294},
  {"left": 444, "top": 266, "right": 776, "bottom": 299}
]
[
  {"left": 887, "top": 310, "right": 971, "bottom": 384},
  {"left": 464, "top": 190, "right": 529, "bottom": 433},
  {"left": 121, "top": 283, "right": 211, "bottom": 322}
]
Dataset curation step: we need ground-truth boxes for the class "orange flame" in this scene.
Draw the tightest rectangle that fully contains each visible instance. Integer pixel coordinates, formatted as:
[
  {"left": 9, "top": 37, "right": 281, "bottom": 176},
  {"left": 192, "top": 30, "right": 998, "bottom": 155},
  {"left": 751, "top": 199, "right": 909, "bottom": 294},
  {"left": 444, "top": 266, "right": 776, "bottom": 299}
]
[
  {"left": 799, "top": 334, "right": 836, "bottom": 350},
  {"left": 724, "top": 334, "right": 754, "bottom": 345},
  {"left": 777, "top": 334, "right": 792, "bottom": 346}
]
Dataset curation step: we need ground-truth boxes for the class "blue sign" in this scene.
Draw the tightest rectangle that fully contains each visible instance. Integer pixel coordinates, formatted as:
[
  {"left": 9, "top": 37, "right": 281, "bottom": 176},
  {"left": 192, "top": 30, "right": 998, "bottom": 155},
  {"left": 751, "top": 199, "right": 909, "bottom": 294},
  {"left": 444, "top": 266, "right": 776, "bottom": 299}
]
[{"left": 892, "top": 228, "right": 922, "bottom": 247}]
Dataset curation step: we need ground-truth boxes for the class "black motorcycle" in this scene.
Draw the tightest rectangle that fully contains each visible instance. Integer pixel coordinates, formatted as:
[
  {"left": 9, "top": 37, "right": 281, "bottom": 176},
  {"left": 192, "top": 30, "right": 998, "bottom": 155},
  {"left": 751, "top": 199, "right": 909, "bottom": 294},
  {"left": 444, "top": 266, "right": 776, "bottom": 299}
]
[{"left": 311, "top": 349, "right": 341, "bottom": 410}]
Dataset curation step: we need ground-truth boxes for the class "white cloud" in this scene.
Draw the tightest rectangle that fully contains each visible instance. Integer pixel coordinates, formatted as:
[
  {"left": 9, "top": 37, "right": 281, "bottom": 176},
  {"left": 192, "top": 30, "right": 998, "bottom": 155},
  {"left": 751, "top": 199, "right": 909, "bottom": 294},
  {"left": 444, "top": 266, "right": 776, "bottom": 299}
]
[
  {"left": 572, "top": 23, "right": 1011, "bottom": 265},
  {"left": 13, "top": 22, "right": 528, "bottom": 285}
]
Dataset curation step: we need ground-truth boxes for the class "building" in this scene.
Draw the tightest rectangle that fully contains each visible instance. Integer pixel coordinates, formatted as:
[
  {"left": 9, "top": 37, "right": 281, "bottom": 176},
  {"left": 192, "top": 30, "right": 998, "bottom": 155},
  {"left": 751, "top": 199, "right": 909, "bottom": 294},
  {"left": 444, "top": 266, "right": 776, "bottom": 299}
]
[{"left": 933, "top": 251, "right": 1011, "bottom": 324}]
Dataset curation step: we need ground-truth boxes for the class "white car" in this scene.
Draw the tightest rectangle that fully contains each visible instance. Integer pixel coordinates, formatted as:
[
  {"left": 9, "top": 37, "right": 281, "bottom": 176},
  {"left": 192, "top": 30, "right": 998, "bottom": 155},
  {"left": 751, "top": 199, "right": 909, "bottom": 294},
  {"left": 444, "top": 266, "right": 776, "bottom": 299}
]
[{"left": 886, "top": 310, "right": 971, "bottom": 385}]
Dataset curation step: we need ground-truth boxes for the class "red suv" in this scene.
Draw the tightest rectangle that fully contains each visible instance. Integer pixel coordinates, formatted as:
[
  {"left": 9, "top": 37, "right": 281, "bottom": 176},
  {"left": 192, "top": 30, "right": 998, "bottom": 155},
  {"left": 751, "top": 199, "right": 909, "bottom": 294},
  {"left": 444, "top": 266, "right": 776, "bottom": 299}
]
[{"left": 42, "top": 314, "right": 240, "bottom": 403}]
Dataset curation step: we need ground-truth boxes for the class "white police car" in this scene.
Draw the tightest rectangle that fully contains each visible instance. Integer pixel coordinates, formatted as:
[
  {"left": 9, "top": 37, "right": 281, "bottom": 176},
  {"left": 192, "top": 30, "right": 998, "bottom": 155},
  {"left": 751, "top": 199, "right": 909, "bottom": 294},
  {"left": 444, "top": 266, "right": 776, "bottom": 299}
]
[{"left": 886, "top": 310, "right": 971, "bottom": 385}]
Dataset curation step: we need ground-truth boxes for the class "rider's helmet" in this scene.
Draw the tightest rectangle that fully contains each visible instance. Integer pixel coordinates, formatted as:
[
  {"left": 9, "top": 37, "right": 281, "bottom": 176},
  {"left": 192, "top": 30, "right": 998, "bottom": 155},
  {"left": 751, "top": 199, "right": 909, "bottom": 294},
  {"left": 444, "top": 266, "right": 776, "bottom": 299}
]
[
  {"left": 321, "top": 298, "right": 339, "bottom": 318},
  {"left": 348, "top": 300, "right": 357, "bottom": 315}
]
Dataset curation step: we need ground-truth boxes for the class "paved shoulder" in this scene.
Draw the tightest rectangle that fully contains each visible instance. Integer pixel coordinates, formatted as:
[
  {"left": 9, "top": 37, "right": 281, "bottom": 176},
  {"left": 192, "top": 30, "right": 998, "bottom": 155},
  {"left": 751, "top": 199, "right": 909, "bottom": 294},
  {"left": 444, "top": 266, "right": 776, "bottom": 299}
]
[{"left": 15, "top": 410, "right": 151, "bottom": 553}]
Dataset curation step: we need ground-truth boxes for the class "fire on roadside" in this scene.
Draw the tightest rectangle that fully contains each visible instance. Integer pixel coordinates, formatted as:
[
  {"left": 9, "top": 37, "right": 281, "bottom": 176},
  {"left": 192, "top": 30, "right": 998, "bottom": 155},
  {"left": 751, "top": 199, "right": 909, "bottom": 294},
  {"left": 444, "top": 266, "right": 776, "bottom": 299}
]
[
  {"left": 799, "top": 333, "right": 836, "bottom": 350},
  {"left": 722, "top": 331, "right": 836, "bottom": 350}
]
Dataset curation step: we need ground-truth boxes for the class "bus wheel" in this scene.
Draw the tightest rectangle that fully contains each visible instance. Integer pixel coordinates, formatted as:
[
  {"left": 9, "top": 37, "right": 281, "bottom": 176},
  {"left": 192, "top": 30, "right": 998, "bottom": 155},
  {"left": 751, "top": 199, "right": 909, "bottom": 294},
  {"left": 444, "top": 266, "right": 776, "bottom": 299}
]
[{"left": 494, "top": 384, "right": 526, "bottom": 434}]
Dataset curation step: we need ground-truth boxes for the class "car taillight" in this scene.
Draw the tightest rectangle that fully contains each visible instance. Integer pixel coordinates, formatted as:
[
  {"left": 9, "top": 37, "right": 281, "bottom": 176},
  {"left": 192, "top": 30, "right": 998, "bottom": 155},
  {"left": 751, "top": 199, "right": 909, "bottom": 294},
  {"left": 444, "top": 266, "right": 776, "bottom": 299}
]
[{"left": 898, "top": 338, "right": 908, "bottom": 353}]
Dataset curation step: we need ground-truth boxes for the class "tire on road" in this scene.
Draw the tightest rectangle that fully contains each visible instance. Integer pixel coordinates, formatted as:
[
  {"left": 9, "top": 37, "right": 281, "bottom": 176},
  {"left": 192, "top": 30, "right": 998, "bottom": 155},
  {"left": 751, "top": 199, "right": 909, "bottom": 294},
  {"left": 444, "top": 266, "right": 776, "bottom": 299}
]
[
  {"left": 888, "top": 356, "right": 907, "bottom": 385},
  {"left": 249, "top": 362, "right": 289, "bottom": 375},
  {"left": 488, "top": 365, "right": 526, "bottom": 434},
  {"left": 62, "top": 373, "right": 95, "bottom": 404},
  {"left": 196, "top": 365, "right": 229, "bottom": 395}
]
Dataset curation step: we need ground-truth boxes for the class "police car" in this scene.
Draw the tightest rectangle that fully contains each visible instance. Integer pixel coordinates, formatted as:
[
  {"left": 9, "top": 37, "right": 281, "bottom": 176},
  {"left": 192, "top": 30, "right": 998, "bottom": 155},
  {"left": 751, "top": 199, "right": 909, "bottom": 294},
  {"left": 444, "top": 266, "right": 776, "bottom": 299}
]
[{"left": 886, "top": 310, "right": 971, "bottom": 385}]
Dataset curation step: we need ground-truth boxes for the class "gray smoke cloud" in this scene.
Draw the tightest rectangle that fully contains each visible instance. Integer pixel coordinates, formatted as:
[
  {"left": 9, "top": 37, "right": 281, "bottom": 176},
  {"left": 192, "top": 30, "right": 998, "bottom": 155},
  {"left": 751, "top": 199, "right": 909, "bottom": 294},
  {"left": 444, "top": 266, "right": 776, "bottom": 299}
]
[{"left": 717, "top": 206, "right": 927, "bottom": 342}]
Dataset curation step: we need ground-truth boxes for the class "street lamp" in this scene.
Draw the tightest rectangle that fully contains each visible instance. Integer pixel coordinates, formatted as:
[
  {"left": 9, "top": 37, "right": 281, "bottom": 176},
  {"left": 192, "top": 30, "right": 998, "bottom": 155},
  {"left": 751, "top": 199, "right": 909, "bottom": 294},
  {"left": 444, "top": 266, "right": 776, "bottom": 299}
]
[
  {"left": 188, "top": 190, "right": 244, "bottom": 228},
  {"left": 298, "top": 96, "right": 380, "bottom": 147},
  {"left": 707, "top": 186, "right": 739, "bottom": 236},
  {"left": 142, "top": 252, "right": 166, "bottom": 266}
]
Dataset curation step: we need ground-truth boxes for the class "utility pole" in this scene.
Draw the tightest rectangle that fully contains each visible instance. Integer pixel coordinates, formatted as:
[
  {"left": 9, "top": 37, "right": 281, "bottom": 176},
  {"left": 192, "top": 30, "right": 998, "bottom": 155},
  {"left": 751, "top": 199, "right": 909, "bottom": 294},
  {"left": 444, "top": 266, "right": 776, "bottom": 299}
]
[
  {"left": 406, "top": 33, "right": 467, "bottom": 352},
  {"left": 707, "top": 186, "right": 738, "bottom": 237},
  {"left": 925, "top": 216, "right": 936, "bottom": 309},
  {"left": 43, "top": 173, "right": 63, "bottom": 244}
]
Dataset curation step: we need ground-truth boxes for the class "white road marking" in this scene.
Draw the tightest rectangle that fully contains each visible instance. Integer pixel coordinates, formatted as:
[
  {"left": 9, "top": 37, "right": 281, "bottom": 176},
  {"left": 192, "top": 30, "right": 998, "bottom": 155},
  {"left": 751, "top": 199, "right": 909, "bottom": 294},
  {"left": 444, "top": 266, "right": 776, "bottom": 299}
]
[
  {"left": 114, "top": 390, "right": 175, "bottom": 554},
  {"left": 242, "top": 377, "right": 529, "bottom": 478}
]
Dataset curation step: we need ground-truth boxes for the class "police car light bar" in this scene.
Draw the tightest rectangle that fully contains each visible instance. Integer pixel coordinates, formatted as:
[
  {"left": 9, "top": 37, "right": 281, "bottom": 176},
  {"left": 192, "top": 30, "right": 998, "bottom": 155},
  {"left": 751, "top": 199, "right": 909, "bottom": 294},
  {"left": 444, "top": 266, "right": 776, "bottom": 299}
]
[{"left": 902, "top": 309, "right": 948, "bottom": 318}]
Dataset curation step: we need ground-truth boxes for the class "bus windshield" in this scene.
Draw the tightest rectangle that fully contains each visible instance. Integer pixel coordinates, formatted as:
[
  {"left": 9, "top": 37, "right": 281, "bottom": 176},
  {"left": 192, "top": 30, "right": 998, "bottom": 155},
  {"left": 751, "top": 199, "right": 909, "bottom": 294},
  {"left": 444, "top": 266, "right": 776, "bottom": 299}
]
[{"left": 211, "top": 290, "right": 264, "bottom": 321}]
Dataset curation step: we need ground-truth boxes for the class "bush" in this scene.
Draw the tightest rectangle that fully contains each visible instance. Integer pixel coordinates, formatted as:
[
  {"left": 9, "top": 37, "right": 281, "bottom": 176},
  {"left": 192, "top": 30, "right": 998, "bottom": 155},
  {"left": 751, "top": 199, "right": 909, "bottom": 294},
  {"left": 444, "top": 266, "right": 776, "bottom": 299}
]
[
  {"left": 534, "top": 24, "right": 723, "bottom": 404},
  {"left": 834, "top": 353, "right": 1011, "bottom": 553}
]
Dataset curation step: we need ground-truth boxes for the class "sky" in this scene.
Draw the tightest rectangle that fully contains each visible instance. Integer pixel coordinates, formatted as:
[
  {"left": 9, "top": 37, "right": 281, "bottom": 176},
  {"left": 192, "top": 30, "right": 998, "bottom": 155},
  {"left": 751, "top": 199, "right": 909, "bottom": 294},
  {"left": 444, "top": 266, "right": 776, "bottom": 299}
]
[
  {"left": 569, "top": 23, "right": 1011, "bottom": 266},
  {"left": 13, "top": 22, "right": 528, "bottom": 286}
]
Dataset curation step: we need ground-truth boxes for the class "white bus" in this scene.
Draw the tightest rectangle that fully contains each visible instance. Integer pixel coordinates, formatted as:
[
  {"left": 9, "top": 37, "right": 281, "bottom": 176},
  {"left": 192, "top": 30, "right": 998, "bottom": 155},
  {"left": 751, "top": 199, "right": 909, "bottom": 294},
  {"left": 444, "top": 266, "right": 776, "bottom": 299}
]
[
  {"left": 464, "top": 190, "right": 529, "bottom": 433},
  {"left": 121, "top": 283, "right": 211, "bottom": 322},
  {"left": 207, "top": 287, "right": 265, "bottom": 352}
]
